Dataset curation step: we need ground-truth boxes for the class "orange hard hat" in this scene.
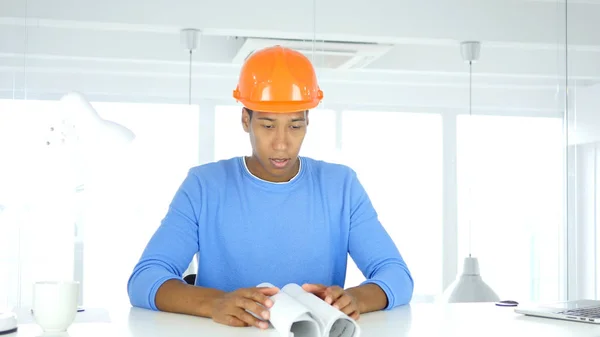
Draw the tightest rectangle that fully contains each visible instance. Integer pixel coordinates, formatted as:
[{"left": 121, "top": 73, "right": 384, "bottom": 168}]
[{"left": 233, "top": 45, "right": 323, "bottom": 113}]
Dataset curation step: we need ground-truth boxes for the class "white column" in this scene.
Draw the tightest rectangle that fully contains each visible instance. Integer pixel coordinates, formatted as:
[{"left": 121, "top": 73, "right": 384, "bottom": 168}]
[{"left": 573, "top": 144, "right": 597, "bottom": 299}]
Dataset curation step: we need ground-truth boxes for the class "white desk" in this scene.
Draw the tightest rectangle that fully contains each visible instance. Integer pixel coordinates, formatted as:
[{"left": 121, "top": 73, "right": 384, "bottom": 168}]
[{"left": 10, "top": 303, "right": 600, "bottom": 337}]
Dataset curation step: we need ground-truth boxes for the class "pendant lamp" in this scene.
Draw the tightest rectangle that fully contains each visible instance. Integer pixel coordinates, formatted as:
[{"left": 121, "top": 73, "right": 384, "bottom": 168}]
[
  {"left": 180, "top": 28, "right": 201, "bottom": 279},
  {"left": 441, "top": 41, "right": 499, "bottom": 303}
]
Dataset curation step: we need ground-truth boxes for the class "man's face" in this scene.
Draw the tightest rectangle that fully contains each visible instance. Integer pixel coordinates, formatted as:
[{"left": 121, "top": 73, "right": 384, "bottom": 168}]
[{"left": 242, "top": 108, "right": 308, "bottom": 182}]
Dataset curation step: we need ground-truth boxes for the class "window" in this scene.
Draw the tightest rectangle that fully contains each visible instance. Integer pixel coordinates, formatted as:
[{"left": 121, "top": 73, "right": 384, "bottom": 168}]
[
  {"left": 0, "top": 99, "right": 76, "bottom": 309},
  {"left": 0, "top": 99, "right": 200, "bottom": 309},
  {"left": 214, "top": 105, "right": 338, "bottom": 161},
  {"left": 300, "top": 110, "right": 338, "bottom": 160},
  {"left": 214, "top": 105, "right": 250, "bottom": 161},
  {"left": 0, "top": 98, "right": 566, "bottom": 309},
  {"left": 456, "top": 115, "right": 563, "bottom": 302},
  {"left": 82, "top": 102, "right": 200, "bottom": 308},
  {"left": 339, "top": 110, "right": 443, "bottom": 299}
]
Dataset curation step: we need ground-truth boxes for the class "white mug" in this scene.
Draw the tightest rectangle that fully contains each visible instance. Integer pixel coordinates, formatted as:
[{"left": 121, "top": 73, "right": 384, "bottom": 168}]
[{"left": 32, "top": 281, "right": 79, "bottom": 332}]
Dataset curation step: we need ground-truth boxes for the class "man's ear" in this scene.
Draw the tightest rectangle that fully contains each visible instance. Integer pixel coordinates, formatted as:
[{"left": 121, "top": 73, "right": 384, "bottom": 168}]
[{"left": 242, "top": 108, "right": 250, "bottom": 133}]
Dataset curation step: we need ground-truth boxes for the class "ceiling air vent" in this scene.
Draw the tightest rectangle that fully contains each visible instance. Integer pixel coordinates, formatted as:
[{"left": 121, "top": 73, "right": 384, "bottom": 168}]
[{"left": 231, "top": 37, "right": 393, "bottom": 69}]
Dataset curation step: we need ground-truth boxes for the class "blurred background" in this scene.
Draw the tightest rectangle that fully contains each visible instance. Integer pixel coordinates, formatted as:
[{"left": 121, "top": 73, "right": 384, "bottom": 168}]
[{"left": 0, "top": 0, "right": 598, "bottom": 309}]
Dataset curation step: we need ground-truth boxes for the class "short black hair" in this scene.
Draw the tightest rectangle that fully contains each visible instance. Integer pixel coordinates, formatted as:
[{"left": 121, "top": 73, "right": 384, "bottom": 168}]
[
  {"left": 244, "top": 107, "right": 254, "bottom": 119},
  {"left": 244, "top": 107, "right": 308, "bottom": 120}
]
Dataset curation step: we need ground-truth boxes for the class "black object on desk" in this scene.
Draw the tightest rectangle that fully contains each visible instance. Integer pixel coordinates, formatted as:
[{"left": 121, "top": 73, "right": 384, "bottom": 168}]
[
  {"left": 495, "top": 300, "right": 519, "bottom": 307},
  {"left": 0, "top": 327, "right": 17, "bottom": 336}
]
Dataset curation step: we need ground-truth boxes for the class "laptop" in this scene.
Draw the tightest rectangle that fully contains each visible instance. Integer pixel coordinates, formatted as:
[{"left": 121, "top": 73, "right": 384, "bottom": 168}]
[{"left": 515, "top": 299, "right": 600, "bottom": 324}]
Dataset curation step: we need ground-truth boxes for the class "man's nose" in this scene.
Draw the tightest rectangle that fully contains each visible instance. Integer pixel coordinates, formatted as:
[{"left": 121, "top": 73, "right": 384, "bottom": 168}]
[{"left": 272, "top": 127, "right": 288, "bottom": 151}]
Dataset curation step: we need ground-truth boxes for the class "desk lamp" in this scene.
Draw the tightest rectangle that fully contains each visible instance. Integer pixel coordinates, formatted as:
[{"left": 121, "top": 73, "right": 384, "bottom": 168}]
[
  {"left": 57, "top": 92, "right": 135, "bottom": 146},
  {"left": 0, "top": 92, "right": 135, "bottom": 334},
  {"left": 441, "top": 41, "right": 499, "bottom": 303}
]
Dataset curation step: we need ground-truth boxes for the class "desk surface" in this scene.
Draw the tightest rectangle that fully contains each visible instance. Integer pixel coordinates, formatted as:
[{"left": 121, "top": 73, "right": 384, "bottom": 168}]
[{"left": 11, "top": 303, "right": 600, "bottom": 337}]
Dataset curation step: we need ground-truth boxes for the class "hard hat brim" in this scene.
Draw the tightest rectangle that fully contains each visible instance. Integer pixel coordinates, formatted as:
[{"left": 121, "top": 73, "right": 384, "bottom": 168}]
[{"left": 238, "top": 99, "right": 321, "bottom": 113}]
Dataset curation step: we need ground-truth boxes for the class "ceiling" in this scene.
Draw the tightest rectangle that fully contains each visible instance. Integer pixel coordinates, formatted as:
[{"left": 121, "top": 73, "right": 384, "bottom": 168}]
[{"left": 0, "top": 0, "right": 599, "bottom": 116}]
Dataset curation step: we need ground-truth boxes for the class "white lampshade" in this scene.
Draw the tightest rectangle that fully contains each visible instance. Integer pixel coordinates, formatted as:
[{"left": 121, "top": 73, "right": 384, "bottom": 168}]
[
  {"left": 440, "top": 256, "right": 499, "bottom": 303},
  {"left": 59, "top": 91, "right": 135, "bottom": 145}
]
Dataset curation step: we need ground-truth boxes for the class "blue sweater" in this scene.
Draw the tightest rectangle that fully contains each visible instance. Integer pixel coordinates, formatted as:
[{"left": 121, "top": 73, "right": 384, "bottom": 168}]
[{"left": 127, "top": 156, "right": 413, "bottom": 310}]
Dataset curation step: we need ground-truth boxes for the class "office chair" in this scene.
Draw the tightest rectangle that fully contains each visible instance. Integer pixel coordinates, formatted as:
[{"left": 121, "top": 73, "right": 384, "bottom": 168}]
[
  {"left": 183, "top": 274, "right": 196, "bottom": 285},
  {"left": 183, "top": 254, "right": 198, "bottom": 285}
]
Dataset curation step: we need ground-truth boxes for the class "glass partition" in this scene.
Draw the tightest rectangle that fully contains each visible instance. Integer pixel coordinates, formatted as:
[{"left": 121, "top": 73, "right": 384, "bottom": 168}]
[
  {"left": 564, "top": 0, "right": 600, "bottom": 301},
  {"left": 0, "top": 0, "right": 583, "bottom": 308}
]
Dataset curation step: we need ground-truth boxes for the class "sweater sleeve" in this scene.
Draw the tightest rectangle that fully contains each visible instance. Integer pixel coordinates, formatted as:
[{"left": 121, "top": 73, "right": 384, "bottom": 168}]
[
  {"left": 346, "top": 169, "right": 414, "bottom": 309},
  {"left": 127, "top": 171, "right": 202, "bottom": 310}
]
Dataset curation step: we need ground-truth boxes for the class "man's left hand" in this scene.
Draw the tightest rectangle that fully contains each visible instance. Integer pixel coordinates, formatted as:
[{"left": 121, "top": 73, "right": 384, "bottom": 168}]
[{"left": 301, "top": 284, "right": 360, "bottom": 320}]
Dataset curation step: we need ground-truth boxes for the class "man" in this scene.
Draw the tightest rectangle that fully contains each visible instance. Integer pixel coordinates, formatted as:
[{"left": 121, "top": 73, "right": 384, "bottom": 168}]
[{"left": 127, "top": 45, "right": 413, "bottom": 329}]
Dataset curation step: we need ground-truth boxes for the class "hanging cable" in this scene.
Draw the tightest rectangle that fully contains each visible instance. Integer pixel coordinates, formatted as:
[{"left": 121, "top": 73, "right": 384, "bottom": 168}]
[
  {"left": 312, "top": 0, "right": 316, "bottom": 64},
  {"left": 23, "top": 0, "right": 29, "bottom": 101},
  {"left": 460, "top": 41, "right": 481, "bottom": 258},
  {"left": 468, "top": 60, "right": 472, "bottom": 258},
  {"left": 189, "top": 49, "right": 192, "bottom": 105},
  {"left": 180, "top": 28, "right": 199, "bottom": 105},
  {"left": 469, "top": 61, "right": 472, "bottom": 117}
]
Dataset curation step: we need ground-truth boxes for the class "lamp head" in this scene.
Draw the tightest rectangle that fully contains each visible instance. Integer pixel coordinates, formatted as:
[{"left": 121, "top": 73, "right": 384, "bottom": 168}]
[
  {"left": 59, "top": 91, "right": 135, "bottom": 144},
  {"left": 440, "top": 256, "right": 500, "bottom": 303}
]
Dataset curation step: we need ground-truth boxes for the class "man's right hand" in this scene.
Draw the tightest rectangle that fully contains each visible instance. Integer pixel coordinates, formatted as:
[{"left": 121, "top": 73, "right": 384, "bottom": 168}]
[{"left": 210, "top": 287, "right": 279, "bottom": 329}]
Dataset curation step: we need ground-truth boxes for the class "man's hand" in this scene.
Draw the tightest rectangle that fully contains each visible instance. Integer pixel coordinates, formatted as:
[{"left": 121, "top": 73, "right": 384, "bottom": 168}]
[
  {"left": 302, "top": 284, "right": 360, "bottom": 320},
  {"left": 211, "top": 286, "right": 279, "bottom": 329}
]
